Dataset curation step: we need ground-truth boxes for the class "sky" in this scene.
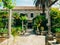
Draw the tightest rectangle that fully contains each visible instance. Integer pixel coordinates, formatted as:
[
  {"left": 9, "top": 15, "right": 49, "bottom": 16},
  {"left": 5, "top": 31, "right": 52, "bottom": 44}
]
[
  {"left": 0, "top": 0, "right": 60, "bottom": 9},
  {"left": 16, "top": 0, "right": 34, "bottom": 6},
  {"left": 16, "top": 0, "right": 59, "bottom": 8},
  {"left": 51, "top": 1, "right": 59, "bottom": 8}
]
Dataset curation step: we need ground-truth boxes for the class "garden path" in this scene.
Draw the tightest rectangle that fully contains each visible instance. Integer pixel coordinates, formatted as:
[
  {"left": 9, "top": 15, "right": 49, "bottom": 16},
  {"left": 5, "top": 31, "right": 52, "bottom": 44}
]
[
  {"left": 0, "top": 30, "right": 45, "bottom": 45},
  {"left": 11, "top": 29, "right": 45, "bottom": 45},
  {"left": 12, "top": 35, "right": 45, "bottom": 45}
]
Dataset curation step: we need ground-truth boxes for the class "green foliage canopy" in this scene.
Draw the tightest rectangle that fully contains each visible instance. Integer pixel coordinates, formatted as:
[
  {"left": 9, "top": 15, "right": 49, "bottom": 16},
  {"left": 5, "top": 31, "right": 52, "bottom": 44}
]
[
  {"left": 2, "top": 0, "right": 16, "bottom": 9},
  {"left": 3, "top": 0, "right": 15, "bottom": 9},
  {"left": 50, "top": 8, "right": 60, "bottom": 33},
  {"left": 50, "top": 8, "right": 60, "bottom": 28},
  {"left": 20, "top": 16, "right": 28, "bottom": 21},
  {"left": 33, "top": 15, "right": 46, "bottom": 26}
]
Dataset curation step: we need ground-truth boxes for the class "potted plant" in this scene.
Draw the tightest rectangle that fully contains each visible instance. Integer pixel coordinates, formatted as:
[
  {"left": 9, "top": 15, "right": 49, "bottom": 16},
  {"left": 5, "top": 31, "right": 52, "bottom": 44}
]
[
  {"left": 33, "top": 15, "right": 47, "bottom": 35},
  {"left": 33, "top": 15, "right": 42, "bottom": 35},
  {"left": 55, "top": 28, "right": 60, "bottom": 43}
]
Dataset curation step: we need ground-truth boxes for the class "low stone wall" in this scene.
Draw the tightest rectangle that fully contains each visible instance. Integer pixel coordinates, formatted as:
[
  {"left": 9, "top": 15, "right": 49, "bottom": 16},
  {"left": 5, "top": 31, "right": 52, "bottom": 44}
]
[
  {"left": 52, "top": 44, "right": 60, "bottom": 45},
  {"left": 48, "top": 40, "right": 60, "bottom": 45},
  {"left": 0, "top": 36, "right": 14, "bottom": 45}
]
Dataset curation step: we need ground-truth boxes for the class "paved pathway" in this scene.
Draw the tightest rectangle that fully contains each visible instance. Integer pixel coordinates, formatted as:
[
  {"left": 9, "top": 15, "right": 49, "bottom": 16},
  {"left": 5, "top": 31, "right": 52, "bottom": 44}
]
[
  {"left": 12, "top": 35, "right": 45, "bottom": 45},
  {"left": 0, "top": 29, "right": 45, "bottom": 45},
  {"left": 11, "top": 29, "right": 45, "bottom": 45}
]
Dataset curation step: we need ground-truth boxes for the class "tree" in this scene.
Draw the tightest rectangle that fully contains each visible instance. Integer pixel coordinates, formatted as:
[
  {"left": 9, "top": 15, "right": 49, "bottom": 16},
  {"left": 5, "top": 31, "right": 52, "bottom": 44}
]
[
  {"left": 0, "top": 11, "right": 8, "bottom": 28},
  {"left": 12, "top": 12, "right": 21, "bottom": 27},
  {"left": 13, "top": 12, "right": 20, "bottom": 19},
  {"left": 34, "top": 0, "right": 52, "bottom": 35},
  {"left": 34, "top": 0, "right": 46, "bottom": 14},
  {"left": 2, "top": 0, "right": 16, "bottom": 37},
  {"left": 20, "top": 15, "right": 28, "bottom": 34},
  {"left": 33, "top": 15, "right": 47, "bottom": 35},
  {"left": 50, "top": 8, "right": 60, "bottom": 33}
]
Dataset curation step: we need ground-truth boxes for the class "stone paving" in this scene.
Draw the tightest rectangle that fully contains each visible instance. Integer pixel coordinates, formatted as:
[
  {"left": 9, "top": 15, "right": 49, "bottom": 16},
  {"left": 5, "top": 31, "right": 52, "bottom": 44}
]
[
  {"left": 12, "top": 35, "right": 45, "bottom": 45},
  {"left": 0, "top": 29, "right": 46, "bottom": 45}
]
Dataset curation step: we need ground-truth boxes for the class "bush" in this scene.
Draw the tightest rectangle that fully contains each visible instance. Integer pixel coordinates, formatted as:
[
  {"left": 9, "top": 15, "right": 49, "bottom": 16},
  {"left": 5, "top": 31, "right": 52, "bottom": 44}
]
[
  {"left": 55, "top": 28, "right": 60, "bottom": 33},
  {"left": 50, "top": 8, "right": 60, "bottom": 33},
  {"left": 33, "top": 15, "right": 47, "bottom": 34},
  {"left": 11, "top": 27, "right": 22, "bottom": 36},
  {"left": 0, "top": 28, "right": 8, "bottom": 37},
  {"left": 0, "top": 28, "right": 8, "bottom": 34}
]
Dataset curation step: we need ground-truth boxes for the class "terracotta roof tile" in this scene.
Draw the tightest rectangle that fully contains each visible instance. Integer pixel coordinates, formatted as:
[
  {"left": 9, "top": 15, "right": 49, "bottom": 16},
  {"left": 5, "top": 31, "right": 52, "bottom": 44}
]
[
  {"left": 13, "top": 6, "right": 41, "bottom": 10},
  {"left": 2, "top": 6, "right": 41, "bottom": 11}
]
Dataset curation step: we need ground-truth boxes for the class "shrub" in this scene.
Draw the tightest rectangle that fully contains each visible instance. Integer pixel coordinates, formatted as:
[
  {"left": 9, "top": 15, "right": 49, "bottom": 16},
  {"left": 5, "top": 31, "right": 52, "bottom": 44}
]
[
  {"left": 0, "top": 28, "right": 8, "bottom": 36},
  {"left": 11, "top": 27, "right": 22, "bottom": 36},
  {"left": 50, "top": 8, "right": 60, "bottom": 33},
  {"left": 55, "top": 28, "right": 60, "bottom": 33}
]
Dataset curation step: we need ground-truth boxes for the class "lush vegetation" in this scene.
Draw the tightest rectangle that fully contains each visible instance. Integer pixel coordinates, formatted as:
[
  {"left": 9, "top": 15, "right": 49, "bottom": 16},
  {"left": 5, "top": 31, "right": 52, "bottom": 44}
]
[
  {"left": 32, "top": 8, "right": 60, "bottom": 34},
  {"left": 11, "top": 27, "right": 22, "bottom": 36},
  {"left": 0, "top": 0, "right": 15, "bottom": 36},
  {"left": 12, "top": 12, "right": 28, "bottom": 36},
  {"left": 0, "top": 28, "right": 8, "bottom": 36},
  {"left": 33, "top": 15, "right": 47, "bottom": 34},
  {"left": 2, "top": 0, "right": 15, "bottom": 9},
  {"left": 0, "top": 11, "right": 28, "bottom": 36},
  {"left": 55, "top": 28, "right": 60, "bottom": 33},
  {"left": 0, "top": 7, "right": 60, "bottom": 36},
  {"left": 50, "top": 8, "right": 60, "bottom": 33},
  {"left": 0, "top": 11, "right": 8, "bottom": 37}
]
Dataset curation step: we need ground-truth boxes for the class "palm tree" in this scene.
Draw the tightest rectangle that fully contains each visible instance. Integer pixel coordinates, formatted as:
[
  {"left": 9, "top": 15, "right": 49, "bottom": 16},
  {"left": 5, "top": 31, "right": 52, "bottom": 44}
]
[
  {"left": 34, "top": 0, "right": 58, "bottom": 35},
  {"left": 2, "top": 0, "right": 16, "bottom": 37},
  {"left": 33, "top": 15, "right": 46, "bottom": 35},
  {"left": 13, "top": 12, "right": 20, "bottom": 19},
  {"left": 34, "top": 0, "right": 45, "bottom": 14},
  {"left": 20, "top": 15, "right": 28, "bottom": 34}
]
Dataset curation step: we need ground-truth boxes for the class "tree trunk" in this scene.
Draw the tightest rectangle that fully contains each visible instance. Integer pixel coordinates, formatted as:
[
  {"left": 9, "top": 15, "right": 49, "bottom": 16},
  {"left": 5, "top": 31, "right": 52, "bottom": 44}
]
[
  {"left": 8, "top": 9, "right": 12, "bottom": 37},
  {"left": 22, "top": 20, "right": 25, "bottom": 34},
  {"left": 46, "top": 7, "right": 51, "bottom": 35},
  {"left": 22, "top": 20, "right": 23, "bottom": 31},
  {"left": 36, "top": 26, "right": 40, "bottom": 34},
  {"left": 42, "top": 4, "right": 45, "bottom": 14}
]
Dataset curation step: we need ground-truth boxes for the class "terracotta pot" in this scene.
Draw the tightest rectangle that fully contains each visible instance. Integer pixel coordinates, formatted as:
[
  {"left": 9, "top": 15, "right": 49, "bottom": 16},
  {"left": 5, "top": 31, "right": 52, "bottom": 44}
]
[
  {"left": 47, "top": 35, "right": 53, "bottom": 41},
  {"left": 56, "top": 32, "right": 60, "bottom": 43},
  {"left": 0, "top": 37, "right": 6, "bottom": 43}
]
